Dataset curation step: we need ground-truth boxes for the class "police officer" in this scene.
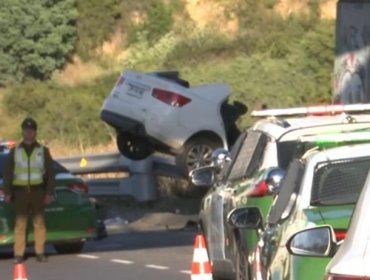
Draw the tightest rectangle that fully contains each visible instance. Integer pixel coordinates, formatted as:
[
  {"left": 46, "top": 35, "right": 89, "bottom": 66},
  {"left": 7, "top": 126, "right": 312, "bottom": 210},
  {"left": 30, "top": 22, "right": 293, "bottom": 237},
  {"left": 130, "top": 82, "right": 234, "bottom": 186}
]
[{"left": 3, "top": 117, "right": 55, "bottom": 264}]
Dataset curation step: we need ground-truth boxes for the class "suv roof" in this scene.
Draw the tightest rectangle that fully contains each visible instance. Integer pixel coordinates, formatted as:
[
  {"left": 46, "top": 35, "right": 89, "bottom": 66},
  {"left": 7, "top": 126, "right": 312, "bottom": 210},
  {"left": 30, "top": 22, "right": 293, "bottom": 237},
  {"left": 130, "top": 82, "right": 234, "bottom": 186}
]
[{"left": 223, "top": 105, "right": 370, "bottom": 182}]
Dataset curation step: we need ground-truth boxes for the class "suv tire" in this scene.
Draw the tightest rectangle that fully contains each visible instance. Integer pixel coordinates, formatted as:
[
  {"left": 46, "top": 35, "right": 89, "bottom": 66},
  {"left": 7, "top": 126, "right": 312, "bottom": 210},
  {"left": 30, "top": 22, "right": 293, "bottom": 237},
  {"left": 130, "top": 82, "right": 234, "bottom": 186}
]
[
  {"left": 53, "top": 241, "right": 85, "bottom": 254},
  {"left": 116, "top": 132, "right": 153, "bottom": 160},
  {"left": 176, "top": 137, "right": 222, "bottom": 177}
]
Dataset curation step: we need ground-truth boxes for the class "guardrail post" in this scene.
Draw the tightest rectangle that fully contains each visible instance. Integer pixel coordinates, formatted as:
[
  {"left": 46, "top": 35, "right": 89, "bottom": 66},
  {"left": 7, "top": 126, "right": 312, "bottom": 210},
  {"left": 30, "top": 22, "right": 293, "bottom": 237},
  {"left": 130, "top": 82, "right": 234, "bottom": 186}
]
[{"left": 117, "top": 156, "right": 158, "bottom": 202}]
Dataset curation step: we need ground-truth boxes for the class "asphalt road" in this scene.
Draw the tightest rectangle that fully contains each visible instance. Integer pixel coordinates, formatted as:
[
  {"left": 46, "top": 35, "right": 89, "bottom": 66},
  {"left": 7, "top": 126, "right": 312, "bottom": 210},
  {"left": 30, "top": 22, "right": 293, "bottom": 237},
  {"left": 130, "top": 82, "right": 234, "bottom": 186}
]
[{"left": 0, "top": 229, "right": 196, "bottom": 280}]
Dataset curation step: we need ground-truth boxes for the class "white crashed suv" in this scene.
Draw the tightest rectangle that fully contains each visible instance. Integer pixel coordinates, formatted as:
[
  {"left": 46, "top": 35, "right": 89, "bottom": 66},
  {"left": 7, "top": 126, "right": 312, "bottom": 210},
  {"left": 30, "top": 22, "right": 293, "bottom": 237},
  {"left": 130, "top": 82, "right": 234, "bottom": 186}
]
[{"left": 100, "top": 70, "right": 247, "bottom": 176}]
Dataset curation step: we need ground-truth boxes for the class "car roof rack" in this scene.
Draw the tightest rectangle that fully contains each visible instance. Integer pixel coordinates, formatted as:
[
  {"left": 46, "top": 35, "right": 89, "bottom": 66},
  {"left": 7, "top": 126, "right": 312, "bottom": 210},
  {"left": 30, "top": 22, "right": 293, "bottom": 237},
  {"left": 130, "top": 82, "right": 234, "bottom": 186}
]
[{"left": 251, "top": 104, "right": 370, "bottom": 118}]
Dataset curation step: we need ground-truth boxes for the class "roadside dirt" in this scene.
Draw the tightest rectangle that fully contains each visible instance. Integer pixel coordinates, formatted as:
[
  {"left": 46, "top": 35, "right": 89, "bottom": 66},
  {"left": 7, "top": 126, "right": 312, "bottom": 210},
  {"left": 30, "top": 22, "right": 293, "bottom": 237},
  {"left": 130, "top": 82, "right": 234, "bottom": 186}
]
[{"left": 95, "top": 196, "right": 201, "bottom": 233}]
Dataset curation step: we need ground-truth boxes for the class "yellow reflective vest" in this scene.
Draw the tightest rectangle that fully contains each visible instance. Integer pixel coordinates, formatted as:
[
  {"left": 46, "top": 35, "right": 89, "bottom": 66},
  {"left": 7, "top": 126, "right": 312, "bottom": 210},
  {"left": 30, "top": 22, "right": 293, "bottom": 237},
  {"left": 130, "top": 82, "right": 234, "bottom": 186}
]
[{"left": 13, "top": 145, "right": 45, "bottom": 186}]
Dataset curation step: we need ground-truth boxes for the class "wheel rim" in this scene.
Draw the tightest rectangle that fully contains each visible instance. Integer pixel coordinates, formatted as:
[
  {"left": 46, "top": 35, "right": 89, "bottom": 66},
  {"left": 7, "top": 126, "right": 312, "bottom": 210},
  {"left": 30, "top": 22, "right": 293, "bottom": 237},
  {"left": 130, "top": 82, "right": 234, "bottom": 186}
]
[{"left": 186, "top": 144, "right": 214, "bottom": 171}]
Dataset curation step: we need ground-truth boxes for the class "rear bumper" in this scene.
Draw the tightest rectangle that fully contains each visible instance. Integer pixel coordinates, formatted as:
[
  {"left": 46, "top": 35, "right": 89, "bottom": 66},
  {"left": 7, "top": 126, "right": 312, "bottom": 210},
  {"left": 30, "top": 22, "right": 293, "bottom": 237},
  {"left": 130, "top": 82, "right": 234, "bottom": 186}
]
[
  {"left": 101, "top": 110, "right": 147, "bottom": 135},
  {"left": 101, "top": 110, "right": 183, "bottom": 152}
]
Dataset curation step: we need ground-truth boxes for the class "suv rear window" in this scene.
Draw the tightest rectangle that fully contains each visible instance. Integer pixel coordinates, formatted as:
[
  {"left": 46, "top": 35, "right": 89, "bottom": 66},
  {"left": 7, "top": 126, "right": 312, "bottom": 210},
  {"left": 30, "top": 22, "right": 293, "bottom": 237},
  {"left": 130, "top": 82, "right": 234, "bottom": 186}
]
[{"left": 311, "top": 157, "right": 370, "bottom": 205}]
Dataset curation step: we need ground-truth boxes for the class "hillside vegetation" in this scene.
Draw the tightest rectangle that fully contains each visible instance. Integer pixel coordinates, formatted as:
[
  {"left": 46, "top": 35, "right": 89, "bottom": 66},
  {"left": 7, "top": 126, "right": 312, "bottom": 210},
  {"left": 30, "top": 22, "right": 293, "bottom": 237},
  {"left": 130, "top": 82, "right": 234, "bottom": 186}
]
[{"left": 0, "top": 0, "right": 336, "bottom": 154}]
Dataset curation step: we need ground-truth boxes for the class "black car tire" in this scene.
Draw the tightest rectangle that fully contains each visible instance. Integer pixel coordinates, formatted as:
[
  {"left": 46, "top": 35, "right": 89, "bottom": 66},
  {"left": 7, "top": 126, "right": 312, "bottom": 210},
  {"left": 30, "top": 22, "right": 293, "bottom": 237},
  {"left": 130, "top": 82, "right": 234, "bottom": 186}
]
[
  {"left": 53, "top": 241, "right": 85, "bottom": 254},
  {"left": 236, "top": 246, "right": 250, "bottom": 280},
  {"left": 176, "top": 136, "right": 222, "bottom": 177},
  {"left": 116, "top": 132, "right": 153, "bottom": 160}
]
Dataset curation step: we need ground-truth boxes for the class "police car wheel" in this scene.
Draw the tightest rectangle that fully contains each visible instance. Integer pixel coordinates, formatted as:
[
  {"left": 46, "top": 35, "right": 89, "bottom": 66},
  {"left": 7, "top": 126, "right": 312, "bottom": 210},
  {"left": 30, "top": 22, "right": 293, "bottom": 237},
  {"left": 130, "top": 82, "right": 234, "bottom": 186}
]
[{"left": 53, "top": 241, "right": 85, "bottom": 254}]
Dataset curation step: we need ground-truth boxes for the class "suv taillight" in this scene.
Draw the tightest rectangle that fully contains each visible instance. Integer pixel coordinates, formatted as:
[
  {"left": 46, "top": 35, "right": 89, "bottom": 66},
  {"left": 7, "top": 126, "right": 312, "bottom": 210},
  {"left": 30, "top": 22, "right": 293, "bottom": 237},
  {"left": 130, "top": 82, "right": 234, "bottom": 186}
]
[
  {"left": 326, "top": 274, "right": 369, "bottom": 280},
  {"left": 334, "top": 229, "right": 347, "bottom": 241},
  {"left": 152, "top": 89, "right": 191, "bottom": 107},
  {"left": 248, "top": 180, "right": 270, "bottom": 197},
  {"left": 68, "top": 183, "right": 88, "bottom": 193}
]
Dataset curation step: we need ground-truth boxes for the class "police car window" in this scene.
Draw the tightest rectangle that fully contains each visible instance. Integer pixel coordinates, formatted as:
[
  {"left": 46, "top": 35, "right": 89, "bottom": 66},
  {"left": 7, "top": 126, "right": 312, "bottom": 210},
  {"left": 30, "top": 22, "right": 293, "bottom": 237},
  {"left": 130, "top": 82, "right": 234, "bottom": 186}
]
[
  {"left": 0, "top": 154, "right": 7, "bottom": 179},
  {"left": 277, "top": 141, "right": 318, "bottom": 170},
  {"left": 311, "top": 157, "right": 370, "bottom": 205},
  {"left": 268, "top": 159, "right": 305, "bottom": 224},
  {"left": 227, "top": 131, "right": 268, "bottom": 182}
]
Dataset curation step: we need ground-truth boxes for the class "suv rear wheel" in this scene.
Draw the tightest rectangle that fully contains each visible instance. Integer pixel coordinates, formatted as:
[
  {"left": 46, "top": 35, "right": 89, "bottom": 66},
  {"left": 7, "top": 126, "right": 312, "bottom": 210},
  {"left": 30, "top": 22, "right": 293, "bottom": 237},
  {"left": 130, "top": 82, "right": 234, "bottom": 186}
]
[
  {"left": 176, "top": 137, "right": 222, "bottom": 177},
  {"left": 116, "top": 132, "right": 153, "bottom": 160}
]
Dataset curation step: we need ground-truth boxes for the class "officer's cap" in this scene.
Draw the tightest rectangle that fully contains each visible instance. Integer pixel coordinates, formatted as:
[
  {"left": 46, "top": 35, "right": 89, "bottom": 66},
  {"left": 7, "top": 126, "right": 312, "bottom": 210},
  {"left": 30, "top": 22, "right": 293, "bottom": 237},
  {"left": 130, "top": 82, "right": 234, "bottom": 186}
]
[{"left": 21, "top": 117, "right": 37, "bottom": 130}]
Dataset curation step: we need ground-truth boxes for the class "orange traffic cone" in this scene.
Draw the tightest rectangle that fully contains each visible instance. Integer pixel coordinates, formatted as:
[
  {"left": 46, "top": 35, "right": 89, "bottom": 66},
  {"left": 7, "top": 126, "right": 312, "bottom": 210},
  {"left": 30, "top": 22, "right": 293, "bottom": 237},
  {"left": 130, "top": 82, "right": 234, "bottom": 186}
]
[
  {"left": 13, "top": 263, "right": 28, "bottom": 280},
  {"left": 191, "top": 233, "right": 213, "bottom": 280}
]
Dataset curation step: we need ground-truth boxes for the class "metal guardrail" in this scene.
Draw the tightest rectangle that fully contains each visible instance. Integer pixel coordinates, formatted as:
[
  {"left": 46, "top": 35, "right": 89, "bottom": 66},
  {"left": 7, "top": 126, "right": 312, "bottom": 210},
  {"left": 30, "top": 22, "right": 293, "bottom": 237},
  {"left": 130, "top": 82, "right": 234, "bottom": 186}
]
[
  {"left": 56, "top": 152, "right": 184, "bottom": 202},
  {"left": 56, "top": 152, "right": 182, "bottom": 177}
]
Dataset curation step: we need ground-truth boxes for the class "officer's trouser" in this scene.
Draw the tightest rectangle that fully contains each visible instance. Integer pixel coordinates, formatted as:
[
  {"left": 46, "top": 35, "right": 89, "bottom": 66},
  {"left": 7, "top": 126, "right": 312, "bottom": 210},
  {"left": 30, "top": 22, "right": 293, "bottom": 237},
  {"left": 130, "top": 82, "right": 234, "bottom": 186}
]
[{"left": 13, "top": 189, "right": 46, "bottom": 257}]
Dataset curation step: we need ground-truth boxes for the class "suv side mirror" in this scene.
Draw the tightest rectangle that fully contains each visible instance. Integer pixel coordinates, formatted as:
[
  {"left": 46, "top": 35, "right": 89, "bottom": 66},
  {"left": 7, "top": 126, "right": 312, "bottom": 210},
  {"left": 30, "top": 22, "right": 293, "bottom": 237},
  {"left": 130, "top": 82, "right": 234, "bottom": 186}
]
[
  {"left": 286, "top": 226, "right": 337, "bottom": 257},
  {"left": 227, "top": 207, "right": 264, "bottom": 230},
  {"left": 266, "top": 168, "right": 286, "bottom": 195},
  {"left": 211, "top": 148, "right": 231, "bottom": 169},
  {"left": 189, "top": 166, "right": 217, "bottom": 187}
]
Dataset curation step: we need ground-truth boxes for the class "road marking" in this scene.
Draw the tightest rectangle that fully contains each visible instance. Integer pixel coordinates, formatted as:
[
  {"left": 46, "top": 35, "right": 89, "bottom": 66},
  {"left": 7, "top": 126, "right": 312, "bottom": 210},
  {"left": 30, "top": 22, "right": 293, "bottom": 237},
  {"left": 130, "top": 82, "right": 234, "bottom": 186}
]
[
  {"left": 145, "top": 264, "right": 169, "bottom": 270},
  {"left": 180, "top": 270, "right": 191, "bottom": 275},
  {"left": 77, "top": 254, "right": 100, "bottom": 259},
  {"left": 111, "top": 259, "right": 133, "bottom": 264}
]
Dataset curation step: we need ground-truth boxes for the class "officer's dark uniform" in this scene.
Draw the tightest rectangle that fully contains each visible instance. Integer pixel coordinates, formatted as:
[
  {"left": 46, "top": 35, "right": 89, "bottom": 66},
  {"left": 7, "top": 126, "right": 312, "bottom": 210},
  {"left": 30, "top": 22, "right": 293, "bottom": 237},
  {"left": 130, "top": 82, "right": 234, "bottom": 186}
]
[{"left": 3, "top": 117, "right": 54, "bottom": 263}]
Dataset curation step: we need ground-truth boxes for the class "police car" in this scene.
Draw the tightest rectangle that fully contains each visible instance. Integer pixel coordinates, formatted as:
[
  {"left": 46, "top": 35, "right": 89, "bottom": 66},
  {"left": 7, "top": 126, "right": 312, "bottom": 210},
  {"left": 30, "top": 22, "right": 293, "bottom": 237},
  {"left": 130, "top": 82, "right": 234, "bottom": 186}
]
[
  {"left": 190, "top": 104, "right": 370, "bottom": 280},
  {"left": 0, "top": 153, "right": 106, "bottom": 254}
]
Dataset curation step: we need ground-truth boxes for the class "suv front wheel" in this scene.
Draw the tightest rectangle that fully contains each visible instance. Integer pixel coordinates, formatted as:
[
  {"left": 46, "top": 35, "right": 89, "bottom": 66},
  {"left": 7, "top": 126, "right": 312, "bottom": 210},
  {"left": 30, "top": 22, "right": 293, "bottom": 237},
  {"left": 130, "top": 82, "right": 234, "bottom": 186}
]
[{"left": 176, "top": 137, "right": 222, "bottom": 177}]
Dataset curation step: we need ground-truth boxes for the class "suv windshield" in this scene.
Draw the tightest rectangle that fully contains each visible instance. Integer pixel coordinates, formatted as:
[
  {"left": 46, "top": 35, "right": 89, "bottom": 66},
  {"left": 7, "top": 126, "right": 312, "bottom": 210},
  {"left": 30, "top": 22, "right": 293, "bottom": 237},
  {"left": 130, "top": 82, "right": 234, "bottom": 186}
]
[
  {"left": 224, "top": 132, "right": 319, "bottom": 183},
  {"left": 225, "top": 131, "right": 268, "bottom": 182}
]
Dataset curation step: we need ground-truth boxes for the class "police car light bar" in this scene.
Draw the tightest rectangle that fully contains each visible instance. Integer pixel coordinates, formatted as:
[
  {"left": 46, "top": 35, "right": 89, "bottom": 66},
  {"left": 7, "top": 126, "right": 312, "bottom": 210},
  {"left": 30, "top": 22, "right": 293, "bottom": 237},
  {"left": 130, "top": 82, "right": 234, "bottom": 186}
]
[
  {"left": 299, "top": 131, "right": 370, "bottom": 144},
  {"left": 251, "top": 104, "right": 370, "bottom": 118}
]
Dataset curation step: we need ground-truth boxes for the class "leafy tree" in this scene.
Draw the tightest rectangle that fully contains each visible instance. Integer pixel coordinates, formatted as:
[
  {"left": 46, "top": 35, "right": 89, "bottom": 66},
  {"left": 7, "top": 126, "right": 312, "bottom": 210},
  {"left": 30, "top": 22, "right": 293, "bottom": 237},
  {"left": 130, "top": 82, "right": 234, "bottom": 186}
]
[
  {"left": 0, "top": 0, "right": 77, "bottom": 85},
  {"left": 296, "top": 20, "right": 335, "bottom": 103}
]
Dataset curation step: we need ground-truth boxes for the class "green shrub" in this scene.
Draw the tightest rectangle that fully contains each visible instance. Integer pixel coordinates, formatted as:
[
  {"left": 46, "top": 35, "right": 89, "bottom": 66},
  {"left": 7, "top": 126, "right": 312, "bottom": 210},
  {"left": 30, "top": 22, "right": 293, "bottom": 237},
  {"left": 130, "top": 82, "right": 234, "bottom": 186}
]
[
  {"left": 3, "top": 75, "right": 117, "bottom": 146},
  {"left": 164, "top": 25, "right": 236, "bottom": 68},
  {"left": 127, "top": 0, "right": 174, "bottom": 44},
  {"left": 76, "top": 0, "right": 121, "bottom": 60},
  {"left": 0, "top": 0, "right": 77, "bottom": 85}
]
